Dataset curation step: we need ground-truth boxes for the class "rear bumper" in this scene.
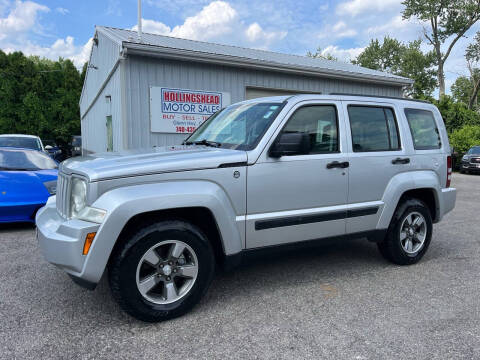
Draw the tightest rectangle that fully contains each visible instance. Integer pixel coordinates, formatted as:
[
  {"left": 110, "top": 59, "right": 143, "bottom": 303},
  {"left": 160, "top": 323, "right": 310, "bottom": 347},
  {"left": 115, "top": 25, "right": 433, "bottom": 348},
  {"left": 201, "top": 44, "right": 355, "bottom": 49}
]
[
  {"left": 440, "top": 187, "right": 456, "bottom": 219},
  {"left": 36, "top": 197, "right": 101, "bottom": 284}
]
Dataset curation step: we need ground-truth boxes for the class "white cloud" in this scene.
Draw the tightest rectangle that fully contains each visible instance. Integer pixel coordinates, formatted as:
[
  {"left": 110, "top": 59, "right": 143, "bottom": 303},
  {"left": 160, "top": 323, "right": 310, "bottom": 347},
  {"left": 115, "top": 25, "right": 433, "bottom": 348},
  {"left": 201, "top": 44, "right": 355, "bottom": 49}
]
[
  {"left": 133, "top": 1, "right": 286, "bottom": 48},
  {"left": 245, "top": 22, "right": 286, "bottom": 44},
  {"left": 337, "top": 0, "right": 402, "bottom": 17},
  {"left": 0, "top": 0, "right": 49, "bottom": 40},
  {"left": 55, "top": 7, "right": 69, "bottom": 15},
  {"left": 4, "top": 36, "right": 93, "bottom": 67},
  {"left": 321, "top": 45, "right": 365, "bottom": 62},
  {"left": 331, "top": 21, "right": 357, "bottom": 38},
  {"left": 132, "top": 19, "right": 170, "bottom": 35}
]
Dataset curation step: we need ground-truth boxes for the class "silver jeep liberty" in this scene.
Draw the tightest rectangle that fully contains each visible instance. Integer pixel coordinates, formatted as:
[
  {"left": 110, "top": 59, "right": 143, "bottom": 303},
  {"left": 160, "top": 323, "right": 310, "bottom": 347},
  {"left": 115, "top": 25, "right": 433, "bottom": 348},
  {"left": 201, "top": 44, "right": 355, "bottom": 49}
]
[{"left": 37, "top": 94, "right": 456, "bottom": 322}]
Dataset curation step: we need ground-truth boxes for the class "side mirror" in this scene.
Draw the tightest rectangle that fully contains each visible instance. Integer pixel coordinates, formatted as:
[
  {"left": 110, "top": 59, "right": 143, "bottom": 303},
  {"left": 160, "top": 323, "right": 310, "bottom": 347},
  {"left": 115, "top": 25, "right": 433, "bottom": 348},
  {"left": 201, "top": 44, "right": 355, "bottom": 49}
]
[
  {"left": 269, "top": 132, "right": 311, "bottom": 158},
  {"left": 45, "top": 145, "right": 53, "bottom": 150}
]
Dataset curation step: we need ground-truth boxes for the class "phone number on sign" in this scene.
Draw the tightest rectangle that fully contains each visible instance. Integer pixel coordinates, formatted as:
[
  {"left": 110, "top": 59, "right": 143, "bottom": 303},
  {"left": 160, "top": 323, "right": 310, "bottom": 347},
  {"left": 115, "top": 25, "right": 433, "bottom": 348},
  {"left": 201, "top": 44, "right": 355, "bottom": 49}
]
[{"left": 176, "top": 126, "right": 197, "bottom": 133}]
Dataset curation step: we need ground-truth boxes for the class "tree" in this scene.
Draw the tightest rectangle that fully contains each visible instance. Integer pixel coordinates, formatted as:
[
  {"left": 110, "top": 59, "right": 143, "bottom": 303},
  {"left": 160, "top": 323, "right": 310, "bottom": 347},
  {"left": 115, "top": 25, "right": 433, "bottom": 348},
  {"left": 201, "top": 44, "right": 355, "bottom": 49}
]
[
  {"left": 451, "top": 75, "right": 476, "bottom": 105},
  {"left": 306, "top": 47, "right": 338, "bottom": 61},
  {"left": 465, "top": 32, "right": 480, "bottom": 109},
  {"left": 449, "top": 124, "right": 480, "bottom": 154},
  {"left": 434, "top": 95, "right": 480, "bottom": 133},
  {"left": 402, "top": 0, "right": 480, "bottom": 98},
  {"left": 353, "top": 37, "right": 437, "bottom": 98},
  {"left": 0, "top": 50, "right": 83, "bottom": 147}
]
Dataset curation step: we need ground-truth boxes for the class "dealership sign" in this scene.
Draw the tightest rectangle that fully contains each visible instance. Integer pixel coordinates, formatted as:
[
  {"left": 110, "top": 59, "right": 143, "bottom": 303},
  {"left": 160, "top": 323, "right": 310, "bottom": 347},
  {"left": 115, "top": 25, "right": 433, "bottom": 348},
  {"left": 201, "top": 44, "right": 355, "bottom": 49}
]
[{"left": 150, "top": 87, "right": 231, "bottom": 133}]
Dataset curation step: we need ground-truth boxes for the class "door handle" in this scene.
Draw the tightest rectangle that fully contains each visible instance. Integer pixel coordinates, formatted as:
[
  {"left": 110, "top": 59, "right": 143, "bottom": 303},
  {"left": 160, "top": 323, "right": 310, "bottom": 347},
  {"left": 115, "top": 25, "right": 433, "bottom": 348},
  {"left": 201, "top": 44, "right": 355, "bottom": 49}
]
[
  {"left": 392, "top": 157, "right": 410, "bottom": 165},
  {"left": 326, "top": 161, "right": 350, "bottom": 169}
]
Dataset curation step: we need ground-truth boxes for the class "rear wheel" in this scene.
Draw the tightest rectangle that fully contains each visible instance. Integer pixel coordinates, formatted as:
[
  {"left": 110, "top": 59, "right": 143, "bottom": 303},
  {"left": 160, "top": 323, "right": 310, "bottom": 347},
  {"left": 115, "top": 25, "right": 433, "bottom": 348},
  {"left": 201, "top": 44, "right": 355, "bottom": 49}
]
[
  {"left": 109, "top": 220, "right": 215, "bottom": 322},
  {"left": 377, "top": 198, "right": 432, "bottom": 265}
]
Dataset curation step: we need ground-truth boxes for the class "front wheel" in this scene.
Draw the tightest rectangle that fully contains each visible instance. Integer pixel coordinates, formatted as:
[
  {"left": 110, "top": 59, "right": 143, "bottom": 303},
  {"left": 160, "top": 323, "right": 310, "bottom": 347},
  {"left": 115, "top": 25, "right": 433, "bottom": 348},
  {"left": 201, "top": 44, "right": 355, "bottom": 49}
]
[
  {"left": 377, "top": 198, "right": 433, "bottom": 265},
  {"left": 108, "top": 220, "right": 215, "bottom": 322}
]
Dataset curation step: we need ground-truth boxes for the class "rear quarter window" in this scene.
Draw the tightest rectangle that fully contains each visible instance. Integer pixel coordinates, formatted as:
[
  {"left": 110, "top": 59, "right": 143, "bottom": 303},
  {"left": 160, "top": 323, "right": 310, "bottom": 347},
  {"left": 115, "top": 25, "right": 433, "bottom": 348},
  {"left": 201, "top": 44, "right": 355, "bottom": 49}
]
[{"left": 404, "top": 108, "right": 441, "bottom": 150}]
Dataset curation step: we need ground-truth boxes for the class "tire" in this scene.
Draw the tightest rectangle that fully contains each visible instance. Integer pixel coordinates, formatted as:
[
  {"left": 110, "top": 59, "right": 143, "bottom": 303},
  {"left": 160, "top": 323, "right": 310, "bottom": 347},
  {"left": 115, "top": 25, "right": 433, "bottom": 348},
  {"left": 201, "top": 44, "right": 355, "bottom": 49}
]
[
  {"left": 377, "top": 198, "right": 432, "bottom": 265},
  {"left": 460, "top": 169, "right": 465, "bottom": 174},
  {"left": 108, "top": 220, "right": 215, "bottom": 322}
]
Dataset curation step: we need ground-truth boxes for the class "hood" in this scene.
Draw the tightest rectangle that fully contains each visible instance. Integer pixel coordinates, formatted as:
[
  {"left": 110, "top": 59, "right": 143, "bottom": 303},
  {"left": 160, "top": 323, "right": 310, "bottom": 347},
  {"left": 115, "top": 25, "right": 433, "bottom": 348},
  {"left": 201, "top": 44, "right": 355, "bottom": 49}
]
[
  {"left": 0, "top": 169, "right": 57, "bottom": 203},
  {"left": 60, "top": 145, "right": 247, "bottom": 181}
]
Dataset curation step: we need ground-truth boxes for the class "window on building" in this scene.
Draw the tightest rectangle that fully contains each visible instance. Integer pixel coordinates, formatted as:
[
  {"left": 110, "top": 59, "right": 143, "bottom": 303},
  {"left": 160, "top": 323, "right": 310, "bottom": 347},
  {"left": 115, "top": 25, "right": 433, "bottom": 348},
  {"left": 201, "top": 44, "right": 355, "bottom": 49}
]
[
  {"left": 404, "top": 108, "right": 441, "bottom": 150},
  {"left": 280, "top": 105, "right": 338, "bottom": 154},
  {"left": 348, "top": 106, "right": 401, "bottom": 152}
]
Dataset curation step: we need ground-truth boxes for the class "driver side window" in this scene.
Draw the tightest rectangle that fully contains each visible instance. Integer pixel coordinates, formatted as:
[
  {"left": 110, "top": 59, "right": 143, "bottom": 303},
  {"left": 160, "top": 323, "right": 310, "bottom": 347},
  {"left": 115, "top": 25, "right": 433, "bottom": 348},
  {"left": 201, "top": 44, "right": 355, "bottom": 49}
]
[{"left": 281, "top": 105, "right": 339, "bottom": 154}]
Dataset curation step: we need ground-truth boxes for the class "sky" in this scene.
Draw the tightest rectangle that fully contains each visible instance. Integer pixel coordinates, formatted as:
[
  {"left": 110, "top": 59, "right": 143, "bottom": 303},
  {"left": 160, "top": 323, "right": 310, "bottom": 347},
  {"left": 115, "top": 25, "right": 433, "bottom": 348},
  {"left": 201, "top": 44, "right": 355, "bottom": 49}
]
[{"left": 0, "top": 0, "right": 479, "bottom": 94}]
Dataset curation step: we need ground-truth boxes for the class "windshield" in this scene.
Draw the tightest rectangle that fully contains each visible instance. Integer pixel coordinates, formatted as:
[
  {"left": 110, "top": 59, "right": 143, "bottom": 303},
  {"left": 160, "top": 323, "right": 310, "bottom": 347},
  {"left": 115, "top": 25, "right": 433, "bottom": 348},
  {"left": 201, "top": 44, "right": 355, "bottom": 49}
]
[
  {"left": 186, "top": 102, "right": 284, "bottom": 150},
  {"left": 0, "top": 148, "right": 57, "bottom": 171},
  {"left": 468, "top": 146, "right": 480, "bottom": 155},
  {"left": 0, "top": 136, "right": 42, "bottom": 151},
  {"left": 72, "top": 137, "right": 81, "bottom": 146}
]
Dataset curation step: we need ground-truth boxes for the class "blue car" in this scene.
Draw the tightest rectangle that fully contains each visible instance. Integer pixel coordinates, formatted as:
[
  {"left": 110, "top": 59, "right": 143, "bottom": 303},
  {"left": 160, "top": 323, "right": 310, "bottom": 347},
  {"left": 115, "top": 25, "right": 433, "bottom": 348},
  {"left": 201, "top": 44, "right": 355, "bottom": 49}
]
[{"left": 0, "top": 147, "right": 58, "bottom": 223}]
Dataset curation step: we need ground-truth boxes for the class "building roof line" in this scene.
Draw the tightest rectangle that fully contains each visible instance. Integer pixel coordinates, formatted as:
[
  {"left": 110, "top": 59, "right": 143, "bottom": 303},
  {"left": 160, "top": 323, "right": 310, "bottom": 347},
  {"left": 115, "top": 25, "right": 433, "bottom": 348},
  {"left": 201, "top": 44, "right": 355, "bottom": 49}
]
[{"left": 95, "top": 26, "right": 413, "bottom": 86}]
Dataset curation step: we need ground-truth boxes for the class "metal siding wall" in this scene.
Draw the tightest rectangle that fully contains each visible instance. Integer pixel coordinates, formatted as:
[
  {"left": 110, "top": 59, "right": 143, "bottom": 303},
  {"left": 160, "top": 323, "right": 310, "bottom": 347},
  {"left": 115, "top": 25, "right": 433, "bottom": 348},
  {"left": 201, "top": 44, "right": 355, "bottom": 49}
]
[
  {"left": 121, "top": 56, "right": 403, "bottom": 150},
  {"left": 81, "top": 68, "right": 122, "bottom": 153},
  {"left": 80, "top": 32, "right": 121, "bottom": 116}
]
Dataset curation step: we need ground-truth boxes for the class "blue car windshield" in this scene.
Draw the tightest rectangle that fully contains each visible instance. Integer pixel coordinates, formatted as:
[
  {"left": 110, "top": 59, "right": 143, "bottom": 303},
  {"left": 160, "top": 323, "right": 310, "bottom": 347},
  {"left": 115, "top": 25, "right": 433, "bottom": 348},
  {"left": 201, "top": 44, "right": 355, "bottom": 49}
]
[
  {"left": 0, "top": 137, "right": 42, "bottom": 151},
  {"left": 0, "top": 148, "right": 57, "bottom": 171},
  {"left": 185, "top": 102, "right": 284, "bottom": 150}
]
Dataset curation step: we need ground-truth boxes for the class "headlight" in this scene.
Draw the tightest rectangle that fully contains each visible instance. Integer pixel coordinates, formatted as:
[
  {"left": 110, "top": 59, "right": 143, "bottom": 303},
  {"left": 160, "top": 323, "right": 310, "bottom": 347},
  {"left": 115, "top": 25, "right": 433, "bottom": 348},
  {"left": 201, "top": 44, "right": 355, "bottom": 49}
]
[
  {"left": 69, "top": 177, "right": 106, "bottom": 223},
  {"left": 43, "top": 180, "right": 57, "bottom": 195},
  {"left": 463, "top": 155, "right": 468, "bottom": 161},
  {"left": 70, "top": 177, "right": 87, "bottom": 218}
]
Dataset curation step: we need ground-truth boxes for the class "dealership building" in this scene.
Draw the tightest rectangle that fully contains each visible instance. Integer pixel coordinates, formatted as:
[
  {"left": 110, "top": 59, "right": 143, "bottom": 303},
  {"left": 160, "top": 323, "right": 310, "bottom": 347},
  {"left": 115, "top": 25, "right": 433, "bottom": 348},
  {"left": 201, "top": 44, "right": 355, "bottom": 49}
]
[{"left": 80, "top": 26, "right": 413, "bottom": 153}]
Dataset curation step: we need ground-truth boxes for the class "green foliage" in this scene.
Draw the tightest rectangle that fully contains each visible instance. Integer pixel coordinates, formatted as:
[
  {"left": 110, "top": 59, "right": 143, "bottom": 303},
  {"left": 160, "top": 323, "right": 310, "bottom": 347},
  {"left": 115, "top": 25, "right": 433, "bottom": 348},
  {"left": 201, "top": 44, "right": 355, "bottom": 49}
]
[
  {"left": 433, "top": 96, "right": 480, "bottom": 133},
  {"left": 0, "top": 50, "right": 84, "bottom": 147},
  {"left": 353, "top": 37, "right": 437, "bottom": 98},
  {"left": 449, "top": 125, "right": 480, "bottom": 154},
  {"left": 306, "top": 47, "right": 338, "bottom": 61},
  {"left": 402, "top": 0, "right": 480, "bottom": 97},
  {"left": 451, "top": 76, "right": 476, "bottom": 105}
]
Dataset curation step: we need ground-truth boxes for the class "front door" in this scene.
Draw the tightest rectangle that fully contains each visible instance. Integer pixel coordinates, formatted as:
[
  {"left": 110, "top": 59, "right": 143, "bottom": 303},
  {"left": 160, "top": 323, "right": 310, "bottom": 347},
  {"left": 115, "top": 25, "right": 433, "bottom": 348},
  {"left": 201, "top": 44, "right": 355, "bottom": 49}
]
[{"left": 246, "top": 101, "right": 349, "bottom": 249}]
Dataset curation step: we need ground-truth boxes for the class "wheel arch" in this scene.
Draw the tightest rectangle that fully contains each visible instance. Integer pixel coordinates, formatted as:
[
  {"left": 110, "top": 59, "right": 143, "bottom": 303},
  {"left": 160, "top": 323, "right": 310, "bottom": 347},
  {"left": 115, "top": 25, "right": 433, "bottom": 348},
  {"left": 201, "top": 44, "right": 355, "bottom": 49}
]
[
  {"left": 377, "top": 171, "right": 441, "bottom": 229},
  {"left": 78, "top": 181, "right": 243, "bottom": 284}
]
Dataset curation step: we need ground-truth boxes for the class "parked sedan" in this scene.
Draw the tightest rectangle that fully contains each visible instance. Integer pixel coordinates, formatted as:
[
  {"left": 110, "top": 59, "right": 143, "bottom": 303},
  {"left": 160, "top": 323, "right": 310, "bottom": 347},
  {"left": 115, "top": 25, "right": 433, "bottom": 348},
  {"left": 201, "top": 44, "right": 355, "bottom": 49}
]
[
  {"left": 0, "top": 134, "right": 45, "bottom": 152},
  {"left": 460, "top": 146, "right": 480, "bottom": 174},
  {"left": 0, "top": 147, "right": 58, "bottom": 223}
]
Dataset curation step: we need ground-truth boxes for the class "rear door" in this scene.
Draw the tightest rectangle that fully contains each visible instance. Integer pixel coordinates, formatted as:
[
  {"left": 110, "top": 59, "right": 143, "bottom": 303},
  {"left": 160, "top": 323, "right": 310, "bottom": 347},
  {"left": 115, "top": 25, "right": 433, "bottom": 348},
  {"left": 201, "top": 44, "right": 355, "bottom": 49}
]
[{"left": 343, "top": 101, "right": 413, "bottom": 234}]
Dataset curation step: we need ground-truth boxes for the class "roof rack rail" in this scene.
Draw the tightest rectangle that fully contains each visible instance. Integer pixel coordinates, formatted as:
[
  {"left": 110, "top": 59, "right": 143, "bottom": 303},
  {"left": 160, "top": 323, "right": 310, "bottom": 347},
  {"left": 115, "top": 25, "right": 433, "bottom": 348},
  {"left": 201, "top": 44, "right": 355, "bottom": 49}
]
[{"left": 328, "top": 93, "right": 431, "bottom": 104}]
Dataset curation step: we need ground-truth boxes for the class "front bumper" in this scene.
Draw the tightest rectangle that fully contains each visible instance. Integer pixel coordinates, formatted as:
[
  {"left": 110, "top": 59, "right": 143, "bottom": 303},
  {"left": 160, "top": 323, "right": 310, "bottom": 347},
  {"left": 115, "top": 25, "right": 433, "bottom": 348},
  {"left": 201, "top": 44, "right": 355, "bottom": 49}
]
[
  {"left": 36, "top": 197, "right": 100, "bottom": 285},
  {"left": 461, "top": 162, "right": 480, "bottom": 171}
]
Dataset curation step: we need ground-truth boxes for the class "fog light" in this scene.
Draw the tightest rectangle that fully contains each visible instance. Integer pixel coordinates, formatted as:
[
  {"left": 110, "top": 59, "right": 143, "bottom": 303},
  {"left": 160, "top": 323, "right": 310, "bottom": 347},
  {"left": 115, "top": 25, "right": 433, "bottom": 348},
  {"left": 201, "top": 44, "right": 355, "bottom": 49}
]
[{"left": 83, "top": 232, "right": 96, "bottom": 255}]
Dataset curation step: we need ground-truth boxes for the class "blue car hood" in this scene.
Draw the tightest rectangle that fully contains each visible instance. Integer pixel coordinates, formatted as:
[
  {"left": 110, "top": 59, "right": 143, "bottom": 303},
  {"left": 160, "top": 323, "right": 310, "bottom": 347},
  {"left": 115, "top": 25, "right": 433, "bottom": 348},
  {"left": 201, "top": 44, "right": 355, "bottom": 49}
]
[{"left": 0, "top": 169, "right": 57, "bottom": 204}]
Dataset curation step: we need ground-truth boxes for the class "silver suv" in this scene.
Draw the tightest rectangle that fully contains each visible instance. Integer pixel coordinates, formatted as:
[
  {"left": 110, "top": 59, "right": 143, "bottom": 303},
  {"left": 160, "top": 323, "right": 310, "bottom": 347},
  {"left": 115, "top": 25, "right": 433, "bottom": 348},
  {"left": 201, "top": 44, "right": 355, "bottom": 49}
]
[{"left": 37, "top": 94, "right": 456, "bottom": 322}]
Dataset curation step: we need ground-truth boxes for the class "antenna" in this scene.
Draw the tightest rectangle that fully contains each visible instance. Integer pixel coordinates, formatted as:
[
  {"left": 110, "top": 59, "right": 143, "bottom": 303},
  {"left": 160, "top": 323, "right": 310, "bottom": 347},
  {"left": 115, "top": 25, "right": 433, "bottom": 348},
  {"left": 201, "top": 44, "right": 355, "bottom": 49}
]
[{"left": 137, "top": 0, "right": 143, "bottom": 42}]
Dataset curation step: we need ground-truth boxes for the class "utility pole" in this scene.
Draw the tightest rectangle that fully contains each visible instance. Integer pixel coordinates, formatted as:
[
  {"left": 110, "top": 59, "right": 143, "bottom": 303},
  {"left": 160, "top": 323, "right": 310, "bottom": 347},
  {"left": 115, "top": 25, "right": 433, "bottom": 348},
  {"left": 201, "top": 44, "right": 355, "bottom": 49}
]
[{"left": 137, "top": 0, "right": 143, "bottom": 42}]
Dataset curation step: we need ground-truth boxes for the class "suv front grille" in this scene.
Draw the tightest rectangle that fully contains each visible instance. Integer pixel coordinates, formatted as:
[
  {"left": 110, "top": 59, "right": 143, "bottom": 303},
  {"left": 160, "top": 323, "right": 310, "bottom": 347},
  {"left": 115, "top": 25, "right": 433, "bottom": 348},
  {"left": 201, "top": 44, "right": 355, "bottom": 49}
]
[
  {"left": 470, "top": 157, "right": 480, "bottom": 164},
  {"left": 56, "top": 173, "right": 70, "bottom": 218}
]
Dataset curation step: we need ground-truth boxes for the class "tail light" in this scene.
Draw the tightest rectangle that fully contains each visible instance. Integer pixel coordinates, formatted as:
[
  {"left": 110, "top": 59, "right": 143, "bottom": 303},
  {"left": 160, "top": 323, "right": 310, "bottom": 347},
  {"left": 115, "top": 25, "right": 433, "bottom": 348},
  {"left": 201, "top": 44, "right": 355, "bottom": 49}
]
[{"left": 446, "top": 155, "right": 452, "bottom": 188}]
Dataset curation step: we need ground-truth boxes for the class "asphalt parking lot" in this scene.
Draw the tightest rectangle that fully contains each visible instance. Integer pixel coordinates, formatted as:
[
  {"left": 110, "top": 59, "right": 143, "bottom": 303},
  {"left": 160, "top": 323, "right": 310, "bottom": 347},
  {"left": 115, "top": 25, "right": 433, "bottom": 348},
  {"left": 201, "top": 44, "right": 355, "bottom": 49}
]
[{"left": 0, "top": 173, "right": 479, "bottom": 360}]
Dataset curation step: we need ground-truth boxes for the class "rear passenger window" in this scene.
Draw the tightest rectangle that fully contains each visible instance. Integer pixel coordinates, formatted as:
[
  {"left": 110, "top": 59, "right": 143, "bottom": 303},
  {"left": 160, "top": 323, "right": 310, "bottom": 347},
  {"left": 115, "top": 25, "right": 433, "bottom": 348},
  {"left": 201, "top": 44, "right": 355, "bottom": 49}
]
[
  {"left": 281, "top": 105, "right": 338, "bottom": 154},
  {"left": 404, "top": 109, "right": 441, "bottom": 150},
  {"left": 348, "top": 106, "right": 401, "bottom": 152}
]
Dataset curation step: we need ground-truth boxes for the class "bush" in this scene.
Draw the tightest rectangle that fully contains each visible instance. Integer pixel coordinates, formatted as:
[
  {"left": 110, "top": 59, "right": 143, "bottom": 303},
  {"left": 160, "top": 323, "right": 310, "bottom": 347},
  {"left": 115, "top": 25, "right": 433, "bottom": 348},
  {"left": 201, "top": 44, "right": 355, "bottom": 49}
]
[
  {"left": 449, "top": 125, "right": 480, "bottom": 154},
  {"left": 434, "top": 96, "right": 480, "bottom": 134}
]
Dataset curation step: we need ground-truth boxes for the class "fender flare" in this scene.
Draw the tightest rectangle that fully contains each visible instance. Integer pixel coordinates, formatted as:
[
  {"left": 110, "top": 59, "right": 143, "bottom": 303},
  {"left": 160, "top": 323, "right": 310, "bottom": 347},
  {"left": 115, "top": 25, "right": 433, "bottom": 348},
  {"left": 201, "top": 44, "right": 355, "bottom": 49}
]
[
  {"left": 80, "top": 180, "right": 243, "bottom": 283},
  {"left": 377, "top": 170, "right": 441, "bottom": 229}
]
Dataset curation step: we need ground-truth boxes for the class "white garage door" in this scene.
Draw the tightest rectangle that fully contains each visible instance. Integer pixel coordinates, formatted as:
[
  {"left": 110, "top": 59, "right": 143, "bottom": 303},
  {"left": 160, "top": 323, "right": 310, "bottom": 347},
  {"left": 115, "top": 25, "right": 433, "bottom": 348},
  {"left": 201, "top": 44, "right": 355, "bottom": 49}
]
[{"left": 245, "top": 87, "right": 321, "bottom": 100}]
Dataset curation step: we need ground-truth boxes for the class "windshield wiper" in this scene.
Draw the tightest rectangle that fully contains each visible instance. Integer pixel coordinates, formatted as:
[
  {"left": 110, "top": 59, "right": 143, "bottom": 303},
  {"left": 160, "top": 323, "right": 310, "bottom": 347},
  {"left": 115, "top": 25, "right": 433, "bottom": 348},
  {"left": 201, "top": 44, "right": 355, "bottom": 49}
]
[{"left": 184, "top": 139, "right": 222, "bottom": 148}]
